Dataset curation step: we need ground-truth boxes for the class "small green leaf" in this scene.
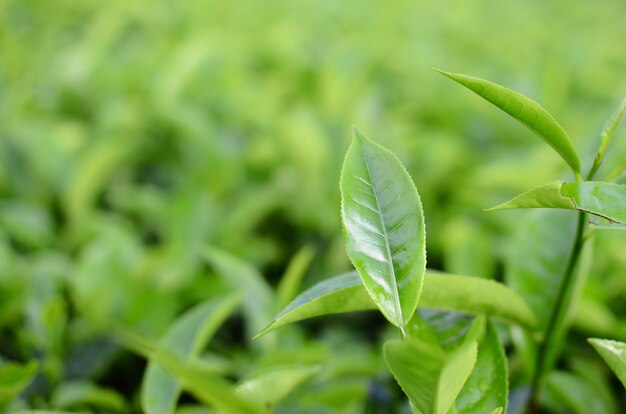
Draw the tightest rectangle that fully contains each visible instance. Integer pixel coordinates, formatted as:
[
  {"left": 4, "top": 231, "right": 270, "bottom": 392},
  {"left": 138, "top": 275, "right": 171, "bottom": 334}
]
[
  {"left": 486, "top": 181, "right": 574, "bottom": 211},
  {"left": 340, "top": 128, "right": 426, "bottom": 328},
  {"left": 142, "top": 295, "right": 241, "bottom": 414},
  {"left": 236, "top": 365, "right": 320, "bottom": 412},
  {"left": 456, "top": 322, "right": 508, "bottom": 414},
  {"left": 255, "top": 271, "right": 536, "bottom": 338},
  {"left": 435, "top": 69, "right": 580, "bottom": 174},
  {"left": 384, "top": 329, "right": 478, "bottom": 414},
  {"left": 561, "top": 181, "right": 626, "bottom": 224},
  {"left": 276, "top": 245, "right": 316, "bottom": 307},
  {"left": 0, "top": 360, "right": 38, "bottom": 402},
  {"left": 588, "top": 338, "right": 626, "bottom": 389},
  {"left": 589, "top": 96, "right": 626, "bottom": 179}
]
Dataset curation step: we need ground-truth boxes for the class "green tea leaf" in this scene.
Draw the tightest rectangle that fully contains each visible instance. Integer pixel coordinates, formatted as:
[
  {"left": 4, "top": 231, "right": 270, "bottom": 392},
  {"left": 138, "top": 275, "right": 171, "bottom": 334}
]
[
  {"left": 52, "top": 381, "right": 126, "bottom": 412},
  {"left": 589, "top": 96, "right": 626, "bottom": 179},
  {"left": 486, "top": 181, "right": 574, "bottom": 211},
  {"left": 561, "top": 182, "right": 626, "bottom": 224},
  {"left": 142, "top": 295, "right": 241, "bottom": 414},
  {"left": 340, "top": 128, "right": 426, "bottom": 328},
  {"left": 120, "top": 330, "right": 263, "bottom": 414},
  {"left": 456, "top": 321, "right": 508, "bottom": 414},
  {"left": 543, "top": 371, "right": 618, "bottom": 414},
  {"left": 435, "top": 69, "right": 580, "bottom": 174},
  {"left": 384, "top": 332, "right": 478, "bottom": 414},
  {"left": 505, "top": 210, "right": 576, "bottom": 333},
  {"left": 277, "top": 245, "right": 316, "bottom": 307},
  {"left": 588, "top": 338, "right": 626, "bottom": 389},
  {"left": 236, "top": 365, "right": 320, "bottom": 411},
  {"left": 255, "top": 271, "right": 536, "bottom": 337},
  {"left": 0, "top": 360, "right": 38, "bottom": 402},
  {"left": 204, "top": 246, "right": 275, "bottom": 344}
]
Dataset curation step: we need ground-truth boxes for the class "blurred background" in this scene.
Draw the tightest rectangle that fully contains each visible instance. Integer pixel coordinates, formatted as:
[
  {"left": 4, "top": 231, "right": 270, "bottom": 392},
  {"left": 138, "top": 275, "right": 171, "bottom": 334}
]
[{"left": 1, "top": 0, "right": 625, "bottom": 412}]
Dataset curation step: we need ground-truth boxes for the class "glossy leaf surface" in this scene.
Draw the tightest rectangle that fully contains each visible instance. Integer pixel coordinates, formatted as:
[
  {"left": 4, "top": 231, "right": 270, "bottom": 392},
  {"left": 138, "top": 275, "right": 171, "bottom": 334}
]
[
  {"left": 384, "top": 332, "right": 478, "bottom": 413},
  {"left": 561, "top": 182, "right": 626, "bottom": 224},
  {"left": 340, "top": 128, "right": 426, "bottom": 327},
  {"left": 589, "top": 338, "right": 626, "bottom": 389},
  {"left": 456, "top": 321, "right": 508, "bottom": 414},
  {"left": 255, "top": 271, "right": 536, "bottom": 337},
  {"left": 435, "top": 69, "right": 580, "bottom": 174},
  {"left": 142, "top": 295, "right": 241, "bottom": 414},
  {"left": 236, "top": 366, "right": 320, "bottom": 412}
]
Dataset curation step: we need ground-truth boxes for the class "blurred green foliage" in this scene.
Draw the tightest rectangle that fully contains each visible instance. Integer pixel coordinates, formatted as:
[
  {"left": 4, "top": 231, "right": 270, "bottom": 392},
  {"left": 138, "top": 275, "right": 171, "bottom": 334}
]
[{"left": 0, "top": 0, "right": 625, "bottom": 412}]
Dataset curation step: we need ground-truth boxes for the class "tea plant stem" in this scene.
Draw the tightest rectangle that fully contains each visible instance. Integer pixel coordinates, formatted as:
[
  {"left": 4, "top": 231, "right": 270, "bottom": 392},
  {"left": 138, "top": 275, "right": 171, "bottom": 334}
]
[{"left": 527, "top": 210, "right": 587, "bottom": 412}]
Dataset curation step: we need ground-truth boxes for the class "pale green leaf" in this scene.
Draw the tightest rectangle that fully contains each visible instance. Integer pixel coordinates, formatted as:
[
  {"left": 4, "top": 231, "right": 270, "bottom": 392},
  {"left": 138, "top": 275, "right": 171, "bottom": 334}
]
[
  {"left": 255, "top": 271, "right": 536, "bottom": 338},
  {"left": 384, "top": 323, "right": 479, "bottom": 414},
  {"left": 561, "top": 181, "right": 626, "bottom": 224},
  {"left": 0, "top": 360, "right": 38, "bottom": 401},
  {"left": 588, "top": 338, "right": 626, "bottom": 389},
  {"left": 340, "top": 128, "right": 426, "bottom": 328},
  {"left": 486, "top": 181, "right": 574, "bottom": 211},
  {"left": 456, "top": 322, "right": 508, "bottom": 414},
  {"left": 52, "top": 381, "right": 126, "bottom": 412},
  {"left": 589, "top": 96, "right": 626, "bottom": 179},
  {"left": 236, "top": 365, "right": 320, "bottom": 412},
  {"left": 204, "top": 246, "right": 275, "bottom": 344},
  {"left": 435, "top": 69, "right": 580, "bottom": 174},
  {"left": 277, "top": 245, "right": 316, "bottom": 307},
  {"left": 142, "top": 295, "right": 241, "bottom": 414}
]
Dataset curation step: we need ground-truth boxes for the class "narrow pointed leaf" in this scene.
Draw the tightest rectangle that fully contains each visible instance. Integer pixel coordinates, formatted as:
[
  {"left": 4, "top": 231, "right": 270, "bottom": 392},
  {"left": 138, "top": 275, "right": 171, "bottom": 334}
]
[
  {"left": 142, "top": 295, "right": 241, "bottom": 414},
  {"left": 236, "top": 366, "right": 320, "bottom": 411},
  {"left": 277, "top": 245, "right": 316, "bottom": 307},
  {"left": 256, "top": 271, "right": 536, "bottom": 338},
  {"left": 340, "top": 128, "right": 426, "bottom": 327},
  {"left": 588, "top": 338, "right": 626, "bottom": 389},
  {"left": 589, "top": 96, "right": 626, "bottom": 179},
  {"left": 486, "top": 181, "right": 574, "bottom": 211},
  {"left": 561, "top": 182, "right": 626, "bottom": 224},
  {"left": 435, "top": 69, "right": 580, "bottom": 174},
  {"left": 384, "top": 333, "right": 478, "bottom": 414}
]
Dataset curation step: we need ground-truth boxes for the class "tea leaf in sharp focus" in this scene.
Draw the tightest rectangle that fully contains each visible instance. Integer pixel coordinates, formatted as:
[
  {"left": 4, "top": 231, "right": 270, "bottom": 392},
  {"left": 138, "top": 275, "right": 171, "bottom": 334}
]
[
  {"left": 384, "top": 327, "right": 479, "bottom": 414},
  {"left": 434, "top": 69, "right": 581, "bottom": 175},
  {"left": 255, "top": 271, "right": 536, "bottom": 338},
  {"left": 588, "top": 338, "right": 626, "bottom": 389},
  {"left": 486, "top": 181, "right": 575, "bottom": 212},
  {"left": 561, "top": 181, "right": 626, "bottom": 224},
  {"left": 142, "top": 295, "right": 241, "bottom": 414},
  {"left": 236, "top": 366, "right": 321, "bottom": 412},
  {"left": 340, "top": 128, "right": 426, "bottom": 328},
  {"left": 457, "top": 322, "right": 508, "bottom": 413}
]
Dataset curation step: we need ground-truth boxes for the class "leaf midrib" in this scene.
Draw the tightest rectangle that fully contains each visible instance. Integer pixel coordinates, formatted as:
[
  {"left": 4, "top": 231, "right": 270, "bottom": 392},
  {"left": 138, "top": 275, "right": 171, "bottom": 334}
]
[{"left": 359, "top": 142, "right": 404, "bottom": 326}]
